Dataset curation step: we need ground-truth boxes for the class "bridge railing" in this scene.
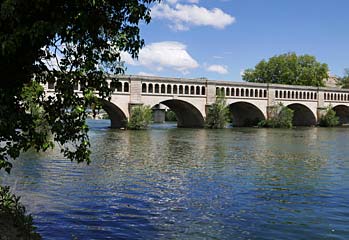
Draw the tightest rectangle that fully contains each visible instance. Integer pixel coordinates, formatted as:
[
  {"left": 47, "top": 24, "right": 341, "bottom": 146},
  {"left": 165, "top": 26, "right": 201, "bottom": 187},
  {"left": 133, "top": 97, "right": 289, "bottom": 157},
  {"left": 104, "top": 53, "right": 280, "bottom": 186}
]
[
  {"left": 140, "top": 81, "right": 206, "bottom": 96},
  {"left": 215, "top": 86, "right": 268, "bottom": 99},
  {"left": 274, "top": 89, "right": 318, "bottom": 101},
  {"left": 323, "top": 91, "right": 349, "bottom": 103}
]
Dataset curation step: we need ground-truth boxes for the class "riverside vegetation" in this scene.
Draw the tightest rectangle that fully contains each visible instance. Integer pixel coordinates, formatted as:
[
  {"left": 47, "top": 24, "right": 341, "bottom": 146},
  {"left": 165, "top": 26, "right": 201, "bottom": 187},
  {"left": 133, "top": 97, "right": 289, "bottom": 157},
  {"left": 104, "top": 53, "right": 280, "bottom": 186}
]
[
  {"left": 127, "top": 105, "right": 153, "bottom": 130},
  {"left": 0, "top": 186, "right": 41, "bottom": 240},
  {"left": 165, "top": 110, "right": 177, "bottom": 122},
  {"left": 319, "top": 107, "right": 339, "bottom": 127},
  {"left": 205, "top": 94, "right": 230, "bottom": 129},
  {"left": 258, "top": 103, "right": 294, "bottom": 128}
]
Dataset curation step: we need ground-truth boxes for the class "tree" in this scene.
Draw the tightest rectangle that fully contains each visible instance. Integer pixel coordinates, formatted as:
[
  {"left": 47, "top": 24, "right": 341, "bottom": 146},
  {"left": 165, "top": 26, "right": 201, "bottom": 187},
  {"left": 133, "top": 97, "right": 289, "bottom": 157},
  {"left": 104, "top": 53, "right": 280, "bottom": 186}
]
[
  {"left": 338, "top": 69, "right": 349, "bottom": 88},
  {"left": 205, "top": 94, "right": 230, "bottom": 129},
  {"left": 0, "top": 0, "right": 159, "bottom": 173},
  {"left": 319, "top": 107, "right": 339, "bottom": 127},
  {"left": 165, "top": 110, "right": 177, "bottom": 122},
  {"left": 127, "top": 105, "right": 153, "bottom": 130},
  {"left": 243, "top": 53, "right": 329, "bottom": 87},
  {"left": 258, "top": 103, "right": 294, "bottom": 128}
]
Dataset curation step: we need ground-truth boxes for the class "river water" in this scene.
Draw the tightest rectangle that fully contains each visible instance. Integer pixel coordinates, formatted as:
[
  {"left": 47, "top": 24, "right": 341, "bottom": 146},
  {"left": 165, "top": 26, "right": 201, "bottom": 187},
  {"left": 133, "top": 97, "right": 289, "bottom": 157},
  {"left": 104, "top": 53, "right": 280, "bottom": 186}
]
[{"left": 1, "top": 120, "right": 349, "bottom": 239}]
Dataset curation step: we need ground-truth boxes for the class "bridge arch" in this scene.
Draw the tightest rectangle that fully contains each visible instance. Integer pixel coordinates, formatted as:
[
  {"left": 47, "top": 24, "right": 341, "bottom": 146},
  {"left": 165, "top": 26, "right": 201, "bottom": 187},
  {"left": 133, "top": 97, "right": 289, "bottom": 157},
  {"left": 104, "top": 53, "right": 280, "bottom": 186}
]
[
  {"left": 333, "top": 105, "right": 349, "bottom": 125},
  {"left": 154, "top": 99, "right": 205, "bottom": 128},
  {"left": 229, "top": 102, "right": 265, "bottom": 127},
  {"left": 99, "top": 99, "right": 127, "bottom": 128},
  {"left": 287, "top": 103, "right": 316, "bottom": 126}
]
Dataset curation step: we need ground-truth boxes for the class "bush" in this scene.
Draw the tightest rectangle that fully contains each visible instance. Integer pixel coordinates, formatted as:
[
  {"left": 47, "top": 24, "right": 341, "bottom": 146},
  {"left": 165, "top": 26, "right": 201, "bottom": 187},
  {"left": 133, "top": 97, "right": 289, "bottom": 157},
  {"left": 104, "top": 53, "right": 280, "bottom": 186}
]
[
  {"left": 0, "top": 186, "right": 41, "bottom": 240},
  {"left": 259, "top": 103, "right": 294, "bottom": 128},
  {"left": 21, "top": 82, "right": 53, "bottom": 153},
  {"left": 101, "top": 113, "right": 110, "bottom": 119},
  {"left": 277, "top": 106, "right": 294, "bottom": 128},
  {"left": 205, "top": 94, "right": 230, "bottom": 129},
  {"left": 127, "top": 105, "right": 152, "bottom": 130},
  {"left": 165, "top": 110, "right": 177, "bottom": 122},
  {"left": 319, "top": 107, "right": 339, "bottom": 127}
]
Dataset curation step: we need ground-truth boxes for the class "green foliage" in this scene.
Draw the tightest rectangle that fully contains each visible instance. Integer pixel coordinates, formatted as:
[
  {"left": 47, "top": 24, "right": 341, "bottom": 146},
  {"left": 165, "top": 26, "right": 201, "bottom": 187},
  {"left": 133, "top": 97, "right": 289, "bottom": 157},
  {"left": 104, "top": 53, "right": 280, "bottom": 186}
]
[
  {"left": 319, "top": 107, "right": 339, "bottom": 127},
  {"left": 102, "top": 113, "right": 110, "bottom": 120},
  {"left": 243, "top": 53, "right": 329, "bottom": 87},
  {"left": 21, "top": 82, "right": 53, "bottom": 150},
  {"left": 0, "top": 0, "right": 158, "bottom": 173},
  {"left": 338, "top": 68, "right": 349, "bottom": 88},
  {"left": 205, "top": 94, "right": 230, "bottom": 129},
  {"left": 165, "top": 110, "right": 177, "bottom": 122},
  {"left": 127, "top": 105, "right": 153, "bottom": 130},
  {"left": 259, "top": 103, "right": 294, "bottom": 128},
  {"left": 0, "top": 186, "right": 41, "bottom": 240}
]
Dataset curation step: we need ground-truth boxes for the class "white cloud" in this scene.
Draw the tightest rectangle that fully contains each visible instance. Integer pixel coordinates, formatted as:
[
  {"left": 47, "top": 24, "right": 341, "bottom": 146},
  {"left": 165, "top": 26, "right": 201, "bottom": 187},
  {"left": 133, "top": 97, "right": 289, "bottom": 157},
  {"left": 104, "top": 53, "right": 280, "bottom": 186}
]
[
  {"left": 151, "top": 3, "right": 235, "bottom": 31},
  {"left": 207, "top": 64, "right": 229, "bottom": 74},
  {"left": 121, "top": 41, "right": 199, "bottom": 74},
  {"left": 137, "top": 72, "right": 156, "bottom": 76},
  {"left": 166, "top": 0, "right": 199, "bottom": 4},
  {"left": 120, "top": 51, "right": 137, "bottom": 66}
]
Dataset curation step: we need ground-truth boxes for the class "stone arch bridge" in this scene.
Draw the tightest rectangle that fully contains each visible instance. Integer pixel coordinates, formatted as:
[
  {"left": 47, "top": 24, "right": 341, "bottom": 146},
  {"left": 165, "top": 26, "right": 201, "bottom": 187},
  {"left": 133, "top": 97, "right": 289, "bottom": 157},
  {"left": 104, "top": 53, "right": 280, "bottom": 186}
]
[{"left": 45, "top": 75, "right": 349, "bottom": 128}]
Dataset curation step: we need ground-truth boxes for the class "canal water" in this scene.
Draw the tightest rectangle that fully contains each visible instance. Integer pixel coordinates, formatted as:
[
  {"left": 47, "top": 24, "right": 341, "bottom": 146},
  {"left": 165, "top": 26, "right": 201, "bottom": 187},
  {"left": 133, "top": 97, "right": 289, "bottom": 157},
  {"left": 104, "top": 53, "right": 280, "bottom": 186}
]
[{"left": 1, "top": 120, "right": 349, "bottom": 239}]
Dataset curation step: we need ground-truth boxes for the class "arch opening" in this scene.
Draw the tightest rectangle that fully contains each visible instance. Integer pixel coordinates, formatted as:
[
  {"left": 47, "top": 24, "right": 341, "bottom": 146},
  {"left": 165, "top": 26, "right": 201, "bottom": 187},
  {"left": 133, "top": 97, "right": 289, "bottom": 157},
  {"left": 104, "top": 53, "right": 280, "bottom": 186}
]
[
  {"left": 173, "top": 85, "right": 178, "bottom": 94},
  {"left": 148, "top": 84, "right": 153, "bottom": 93},
  {"left": 201, "top": 86, "right": 206, "bottom": 95},
  {"left": 142, "top": 83, "right": 147, "bottom": 93},
  {"left": 196, "top": 86, "right": 201, "bottom": 95},
  {"left": 99, "top": 99, "right": 127, "bottom": 129},
  {"left": 333, "top": 105, "right": 349, "bottom": 125},
  {"left": 287, "top": 103, "right": 316, "bottom": 126},
  {"left": 124, "top": 82, "right": 129, "bottom": 92},
  {"left": 157, "top": 100, "right": 205, "bottom": 128},
  {"left": 229, "top": 102, "right": 265, "bottom": 127}
]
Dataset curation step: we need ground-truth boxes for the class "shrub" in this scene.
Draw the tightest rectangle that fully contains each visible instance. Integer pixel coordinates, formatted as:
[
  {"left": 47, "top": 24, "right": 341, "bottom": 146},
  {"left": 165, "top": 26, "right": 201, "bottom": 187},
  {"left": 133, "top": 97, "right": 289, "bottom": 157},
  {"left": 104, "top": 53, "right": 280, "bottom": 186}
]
[
  {"left": 127, "top": 105, "right": 152, "bottom": 130},
  {"left": 165, "top": 110, "right": 177, "bottom": 122},
  {"left": 101, "top": 113, "right": 110, "bottom": 119},
  {"left": 319, "top": 107, "right": 339, "bottom": 127},
  {"left": 277, "top": 106, "right": 294, "bottom": 128},
  {"left": 0, "top": 186, "right": 41, "bottom": 240},
  {"left": 205, "top": 94, "right": 230, "bottom": 129},
  {"left": 259, "top": 103, "right": 294, "bottom": 128}
]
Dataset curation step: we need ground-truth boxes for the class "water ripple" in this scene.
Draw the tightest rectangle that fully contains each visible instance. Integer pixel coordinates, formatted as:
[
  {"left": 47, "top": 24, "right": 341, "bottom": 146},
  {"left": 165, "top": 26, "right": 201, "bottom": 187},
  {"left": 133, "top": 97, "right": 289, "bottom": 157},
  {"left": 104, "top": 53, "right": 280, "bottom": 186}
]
[{"left": 1, "top": 122, "right": 349, "bottom": 239}]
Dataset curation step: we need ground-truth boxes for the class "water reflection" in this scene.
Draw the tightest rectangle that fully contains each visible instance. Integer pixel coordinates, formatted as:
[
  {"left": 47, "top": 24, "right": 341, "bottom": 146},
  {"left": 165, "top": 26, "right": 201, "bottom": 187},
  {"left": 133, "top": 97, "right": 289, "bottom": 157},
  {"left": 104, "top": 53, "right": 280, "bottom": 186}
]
[{"left": 1, "top": 120, "right": 349, "bottom": 239}]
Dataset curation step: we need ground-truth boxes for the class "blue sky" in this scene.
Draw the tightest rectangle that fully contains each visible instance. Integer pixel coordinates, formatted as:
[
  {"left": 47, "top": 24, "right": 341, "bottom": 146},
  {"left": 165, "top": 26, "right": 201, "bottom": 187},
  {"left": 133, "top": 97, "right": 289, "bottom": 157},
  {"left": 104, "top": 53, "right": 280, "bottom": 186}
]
[{"left": 122, "top": 0, "right": 349, "bottom": 82}]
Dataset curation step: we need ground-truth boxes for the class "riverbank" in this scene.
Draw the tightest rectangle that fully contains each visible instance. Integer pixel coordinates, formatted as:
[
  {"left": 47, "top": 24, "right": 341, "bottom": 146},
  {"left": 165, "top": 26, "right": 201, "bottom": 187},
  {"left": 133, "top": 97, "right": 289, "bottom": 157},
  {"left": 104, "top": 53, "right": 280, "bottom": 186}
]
[{"left": 0, "top": 186, "right": 40, "bottom": 240}]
